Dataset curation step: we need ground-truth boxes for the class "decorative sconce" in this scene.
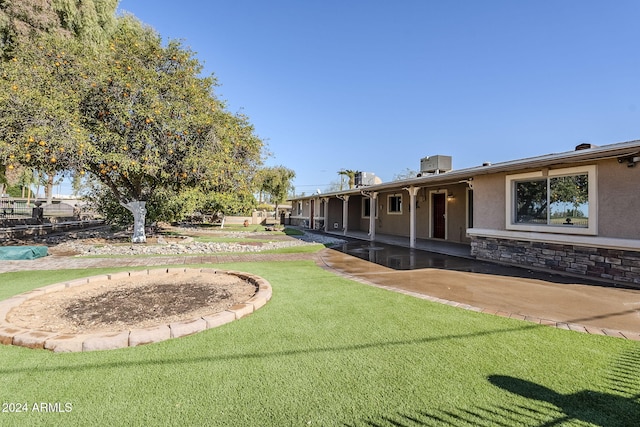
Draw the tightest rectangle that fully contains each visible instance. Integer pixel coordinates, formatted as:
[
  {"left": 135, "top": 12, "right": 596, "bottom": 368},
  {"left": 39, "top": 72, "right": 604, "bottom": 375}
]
[{"left": 447, "top": 193, "right": 455, "bottom": 201}]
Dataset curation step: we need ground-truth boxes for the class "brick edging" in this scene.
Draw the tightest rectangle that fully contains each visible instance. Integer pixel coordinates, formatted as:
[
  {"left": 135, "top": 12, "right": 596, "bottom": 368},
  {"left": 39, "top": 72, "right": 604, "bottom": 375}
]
[{"left": 0, "top": 268, "right": 273, "bottom": 352}]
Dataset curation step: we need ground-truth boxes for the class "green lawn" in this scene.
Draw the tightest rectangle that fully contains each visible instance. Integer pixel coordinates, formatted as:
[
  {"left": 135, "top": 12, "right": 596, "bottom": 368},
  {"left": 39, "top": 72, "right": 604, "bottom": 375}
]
[{"left": 1, "top": 261, "right": 639, "bottom": 426}]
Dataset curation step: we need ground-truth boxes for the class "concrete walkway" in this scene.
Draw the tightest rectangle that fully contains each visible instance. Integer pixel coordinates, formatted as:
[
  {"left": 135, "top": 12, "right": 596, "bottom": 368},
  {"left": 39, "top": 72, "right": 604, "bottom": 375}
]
[
  {"left": 317, "top": 248, "right": 640, "bottom": 340},
  {"left": 325, "top": 229, "right": 472, "bottom": 258}
]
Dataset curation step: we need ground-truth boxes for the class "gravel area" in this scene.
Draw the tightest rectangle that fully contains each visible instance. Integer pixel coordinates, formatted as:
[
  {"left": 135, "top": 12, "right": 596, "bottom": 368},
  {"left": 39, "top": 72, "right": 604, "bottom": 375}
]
[
  {"left": 49, "top": 228, "right": 347, "bottom": 256},
  {"left": 292, "top": 231, "right": 347, "bottom": 245}
]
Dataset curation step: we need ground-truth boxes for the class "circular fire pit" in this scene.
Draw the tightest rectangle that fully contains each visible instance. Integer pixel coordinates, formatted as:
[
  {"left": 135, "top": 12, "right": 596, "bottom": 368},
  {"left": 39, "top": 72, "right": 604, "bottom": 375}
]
[{"left": 0, "top": 268, "right": 272, "bottom": 352}]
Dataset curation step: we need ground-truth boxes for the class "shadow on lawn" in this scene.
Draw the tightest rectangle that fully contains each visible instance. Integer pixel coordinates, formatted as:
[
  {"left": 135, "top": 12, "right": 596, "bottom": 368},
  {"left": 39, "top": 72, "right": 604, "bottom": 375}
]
[
  {"left": 566, "top": 307, "right": 640, "bottom": 332},
  {"left": 345, "top": 346, "right": 640, "bottom": 427},
  {"left": 0, "top": 323, "right": 539, "bottom": 375}
]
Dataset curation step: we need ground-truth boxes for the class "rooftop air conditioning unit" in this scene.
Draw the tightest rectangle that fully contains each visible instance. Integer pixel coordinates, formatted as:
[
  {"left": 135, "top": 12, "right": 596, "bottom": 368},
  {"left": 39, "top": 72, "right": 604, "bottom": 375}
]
[
  {"left": 355, "top": 172, "right": 377, "bottom": 187},
  {"left": 420, "top": 155, "right": 452, "bottom": 174}
]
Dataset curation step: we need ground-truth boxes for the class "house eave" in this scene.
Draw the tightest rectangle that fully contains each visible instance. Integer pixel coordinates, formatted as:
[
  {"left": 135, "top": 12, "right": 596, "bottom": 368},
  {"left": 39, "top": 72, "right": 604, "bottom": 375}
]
[{"left": 288, "top": 139, "right": 640, "bottom": 201}]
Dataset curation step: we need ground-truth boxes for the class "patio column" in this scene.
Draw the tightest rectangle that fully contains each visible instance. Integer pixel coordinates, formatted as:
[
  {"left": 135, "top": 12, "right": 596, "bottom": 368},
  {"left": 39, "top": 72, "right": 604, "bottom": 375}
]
[
  {"left": 369, "top": 191, "right": 378, "bottom": 241},
  {"left": 340, "top": 195, "right": 349, "bottom": 235},
  {"left": 313, "top": 197, "right": 319, "bottom": 229},
  {"left": 407, "top": 186, "right": 419, "bottom": 248},
  {"left": 322, "top": 197, "right": 330, "bottom": 233}
]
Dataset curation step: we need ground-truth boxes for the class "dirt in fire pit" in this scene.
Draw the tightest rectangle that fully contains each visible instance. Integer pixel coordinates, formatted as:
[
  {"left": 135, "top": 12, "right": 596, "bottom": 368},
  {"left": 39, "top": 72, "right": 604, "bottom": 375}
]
[{"left": 7, "top": 271, "right": 257, "bottom": 334}]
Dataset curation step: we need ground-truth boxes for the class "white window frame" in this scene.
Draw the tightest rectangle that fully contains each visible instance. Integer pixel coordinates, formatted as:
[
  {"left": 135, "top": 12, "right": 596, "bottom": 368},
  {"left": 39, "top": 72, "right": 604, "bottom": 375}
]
[
  {"left": 387, "top": 194, "right": 403, "bottom": 215},
  {"left": 505, "top": 165, "right": 597, "bottom": 235}
]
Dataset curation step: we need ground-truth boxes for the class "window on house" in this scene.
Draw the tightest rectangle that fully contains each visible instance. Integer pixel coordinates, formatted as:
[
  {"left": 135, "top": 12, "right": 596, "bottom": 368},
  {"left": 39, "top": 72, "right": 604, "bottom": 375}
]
[
  {"left": 549, "top": 175, "right": 589, "bottom": 227},
  {"left": 297, "top": 201, "right": 302, "bottom": 215},
  {"left": 362, "top": 197, "right": 378, "bottom": 218},
  {"left": 362, "top": 198, "right": 370, "bottom": 217},
  {"left": 388, "top": 195, "right": 402, "bottom": 214},
  {"left": 507, "top": 166, "right": 596, "bottom": 234},
  {"left": 515, "top": 179, "right": 548, "bottom": 224}
]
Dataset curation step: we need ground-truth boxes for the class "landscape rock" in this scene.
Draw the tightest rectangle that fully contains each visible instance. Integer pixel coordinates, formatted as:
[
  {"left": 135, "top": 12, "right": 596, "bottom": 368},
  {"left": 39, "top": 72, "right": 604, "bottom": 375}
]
[{"left": 50, "top": 228, "right": 346, "bottom": 256}]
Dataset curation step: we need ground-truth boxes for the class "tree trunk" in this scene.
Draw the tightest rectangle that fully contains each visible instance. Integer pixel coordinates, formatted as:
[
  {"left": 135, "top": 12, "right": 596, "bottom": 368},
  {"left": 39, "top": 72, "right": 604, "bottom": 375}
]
[
  {"left": 46, "top": 174, "right": 54, "bottom": 204},
  {"left": 122, "top": 200, "right": 147, "bottom": 243}
]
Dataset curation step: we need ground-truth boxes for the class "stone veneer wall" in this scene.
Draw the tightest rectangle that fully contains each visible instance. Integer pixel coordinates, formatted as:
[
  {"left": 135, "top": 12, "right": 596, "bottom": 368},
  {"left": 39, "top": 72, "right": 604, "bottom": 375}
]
[{"left": 470, "top": 236, "right": 640, "bottom": 287}]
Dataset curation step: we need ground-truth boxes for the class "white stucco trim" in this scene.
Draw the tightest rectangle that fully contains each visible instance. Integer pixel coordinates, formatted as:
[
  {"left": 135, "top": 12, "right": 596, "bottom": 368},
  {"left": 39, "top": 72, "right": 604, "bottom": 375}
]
[
  {"left": 467, "top": 228, "right": 640, "bottom": 251},
  {"left": 405, "top": 186, "right": 420, "bottom": 248}
]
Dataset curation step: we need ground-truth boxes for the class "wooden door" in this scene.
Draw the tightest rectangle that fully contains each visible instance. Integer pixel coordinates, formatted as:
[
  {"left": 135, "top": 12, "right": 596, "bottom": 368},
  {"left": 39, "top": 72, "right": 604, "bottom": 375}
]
[{"left": 432, "top": 193, "right": 446, "bottom": 239}]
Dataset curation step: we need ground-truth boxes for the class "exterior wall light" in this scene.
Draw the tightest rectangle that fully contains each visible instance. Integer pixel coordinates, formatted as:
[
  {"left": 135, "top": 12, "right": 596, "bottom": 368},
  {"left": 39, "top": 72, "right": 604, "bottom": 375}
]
[{"left": 618, "top": 154, "right": 640, "bottom": 167}]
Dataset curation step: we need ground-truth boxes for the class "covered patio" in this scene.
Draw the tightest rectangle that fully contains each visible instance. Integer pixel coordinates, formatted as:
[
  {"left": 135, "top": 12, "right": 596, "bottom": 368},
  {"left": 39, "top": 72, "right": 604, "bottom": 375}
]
[{"left": 323, "top": 229, "right": 471, "bottom": 258}]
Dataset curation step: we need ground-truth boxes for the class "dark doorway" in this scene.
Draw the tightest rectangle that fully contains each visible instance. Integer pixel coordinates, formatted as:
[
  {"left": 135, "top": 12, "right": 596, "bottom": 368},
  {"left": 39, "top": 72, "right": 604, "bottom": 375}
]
[{"left": 432, "top": 193, "right": 446, "bottom": 239}]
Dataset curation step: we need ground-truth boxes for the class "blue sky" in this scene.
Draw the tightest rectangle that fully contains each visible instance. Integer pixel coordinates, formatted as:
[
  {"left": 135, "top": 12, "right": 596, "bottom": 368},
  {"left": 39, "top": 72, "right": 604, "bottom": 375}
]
[{"left": 116, "top": 0, "right": 640, "bottom": 195}]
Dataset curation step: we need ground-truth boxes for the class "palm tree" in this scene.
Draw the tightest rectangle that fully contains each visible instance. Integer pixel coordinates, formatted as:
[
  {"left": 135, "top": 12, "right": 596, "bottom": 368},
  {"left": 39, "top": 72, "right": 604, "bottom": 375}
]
[{"left": 338, "top": 169, "right": 359, "bottom": 190}]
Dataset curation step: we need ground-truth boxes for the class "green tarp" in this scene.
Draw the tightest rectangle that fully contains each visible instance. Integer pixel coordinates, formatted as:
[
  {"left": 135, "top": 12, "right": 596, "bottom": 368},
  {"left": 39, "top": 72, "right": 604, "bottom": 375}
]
[{"left": 0, "top": 246, "right": 48, "bottom": 260}]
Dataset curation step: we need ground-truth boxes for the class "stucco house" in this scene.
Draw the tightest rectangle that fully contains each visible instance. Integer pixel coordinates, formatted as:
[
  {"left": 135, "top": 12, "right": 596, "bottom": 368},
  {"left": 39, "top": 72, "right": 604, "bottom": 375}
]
[{"left": 289, "top": 140, "right": 640, "bottom": 286}]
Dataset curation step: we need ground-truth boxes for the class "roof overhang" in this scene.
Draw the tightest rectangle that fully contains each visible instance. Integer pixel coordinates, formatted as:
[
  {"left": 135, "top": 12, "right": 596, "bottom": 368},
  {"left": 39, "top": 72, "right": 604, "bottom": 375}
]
[{"left": 289, "top": 140, "right": 640, "bottom": 201}]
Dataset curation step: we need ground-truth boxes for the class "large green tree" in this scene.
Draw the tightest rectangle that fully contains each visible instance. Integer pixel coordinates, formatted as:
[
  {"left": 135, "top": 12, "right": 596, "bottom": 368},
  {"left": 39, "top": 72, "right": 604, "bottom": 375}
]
[
  {"left": 0, "top": 11, "right": 264, "bottom": 241},
  {"left": 0, "top": 0, "right": 118, "bottom": 200},
  {"left": 76, "top": 16, "right": 262, "bottom": 241},
  {"left": 0, "top": 0, "right": 117, "bottom": 58},
  {"left": 0, "top": 30, "right": 88, "bottom": 202}
]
